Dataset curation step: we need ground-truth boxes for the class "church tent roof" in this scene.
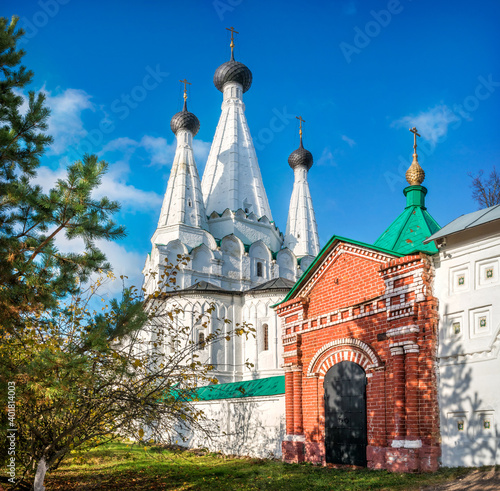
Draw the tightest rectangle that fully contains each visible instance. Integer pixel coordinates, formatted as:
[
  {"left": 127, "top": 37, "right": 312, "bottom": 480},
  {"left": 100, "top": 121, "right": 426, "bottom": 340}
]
[{"left": 374, "top": 193, "right": 441, "bottom": 255}]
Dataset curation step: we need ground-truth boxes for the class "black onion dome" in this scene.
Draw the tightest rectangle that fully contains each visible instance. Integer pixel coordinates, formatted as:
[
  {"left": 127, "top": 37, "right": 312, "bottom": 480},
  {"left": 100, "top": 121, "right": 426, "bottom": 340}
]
[
  {"left": 214, "top": 58, "right": 252, "bottom": 93},
  {"left": 170, "top": 101, "right": 200, "bottom": 136},
  {"left": 288, "top": 141, "right": 313, "bottom": 170}
]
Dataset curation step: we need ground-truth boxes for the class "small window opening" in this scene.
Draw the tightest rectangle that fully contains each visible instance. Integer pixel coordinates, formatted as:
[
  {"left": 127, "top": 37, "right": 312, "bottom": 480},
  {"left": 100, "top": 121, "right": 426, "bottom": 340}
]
[
  {"left": 245, "top": 208, "right": 249, "bottom": 213},
  {"left": 198, "top": 331, "right": 205, "bottom": 349},
  {"left": 256, "top": 262, "right": 263, "bottom": 277},
  {"left": 263, "top": 324, "right": 269, "bottom": 351},
  {"left": 187, "top": 198, "right": 192, "bottom": 207}
]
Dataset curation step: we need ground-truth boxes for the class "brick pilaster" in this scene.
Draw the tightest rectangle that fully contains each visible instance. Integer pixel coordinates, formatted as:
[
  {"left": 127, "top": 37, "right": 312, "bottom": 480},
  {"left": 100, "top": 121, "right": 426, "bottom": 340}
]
[
  {"left": 404, "top": 344, "right": 420, "bottom": 442},
  {"left": 285, "top": 368, "right": 294, "bottom": 435},
  {"left": 390, "top": 346, "right": 406, "bottom": 440},
  {"left": 292, "top": 367, "right": 303, "bottom": 435}
]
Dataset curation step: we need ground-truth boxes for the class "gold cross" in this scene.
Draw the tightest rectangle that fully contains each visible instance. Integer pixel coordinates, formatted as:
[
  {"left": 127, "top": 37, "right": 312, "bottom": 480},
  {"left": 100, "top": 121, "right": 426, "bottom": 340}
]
[
  {"left": 296, "top": 116, "right": 305, "bottom": 141},
  {"left": 226, "top": 26, "right": 239, "bottom": 58},
  {"left": 179, "top": 78, "right": 191, "bottom": 101},
  {"left": 409, "top": 126, "right": 420, "bottom": 151}
]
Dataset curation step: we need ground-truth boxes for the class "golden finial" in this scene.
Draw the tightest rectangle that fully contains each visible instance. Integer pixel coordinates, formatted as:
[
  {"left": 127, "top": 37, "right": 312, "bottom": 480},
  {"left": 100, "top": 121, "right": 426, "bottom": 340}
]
[
  {"left": 296, "top": 116, "right": 305, "bottom": 145},
  {"left": 406, "top": 126, "right": 425, "bottom": 186},
  {"left": 226, "top": 26, "right": 238, "bottom": 60},
  {"left": 179, "top": 78, "right": 191, "bottom": 102}
]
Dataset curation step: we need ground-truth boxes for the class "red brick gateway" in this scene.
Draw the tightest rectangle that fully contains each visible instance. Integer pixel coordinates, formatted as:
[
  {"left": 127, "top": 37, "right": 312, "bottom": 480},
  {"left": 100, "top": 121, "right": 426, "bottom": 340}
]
[{"left": 275, "top": 237, "right": 440, "bottom": 472}]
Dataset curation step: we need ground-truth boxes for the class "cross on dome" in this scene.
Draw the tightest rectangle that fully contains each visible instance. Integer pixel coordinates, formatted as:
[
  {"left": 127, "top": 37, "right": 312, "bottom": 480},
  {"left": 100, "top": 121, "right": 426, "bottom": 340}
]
[
  {"left": 179, "top": 78, "right": 191, "bottom": 102},
  {"left": 406, "top": 126, "right": 425, "bottom": 186},
  {"left": 226, "top": 26, "right": 239, "bottom": 60},
  {"left": 296, "top": 115, "right": 305, "bottom": 143},
  {"left": 409, "top": 126, "right": 421, "bottom": 153}
]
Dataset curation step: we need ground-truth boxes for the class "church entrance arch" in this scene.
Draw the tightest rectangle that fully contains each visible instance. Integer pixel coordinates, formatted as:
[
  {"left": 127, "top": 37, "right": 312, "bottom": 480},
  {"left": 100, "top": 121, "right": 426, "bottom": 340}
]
[{"left": 324, "top": 361, "right": 367, "bottom": 466}]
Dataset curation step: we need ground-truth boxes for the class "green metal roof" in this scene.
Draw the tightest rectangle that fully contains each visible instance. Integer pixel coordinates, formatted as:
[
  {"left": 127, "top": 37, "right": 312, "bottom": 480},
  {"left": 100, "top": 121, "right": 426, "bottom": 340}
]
[
  {"left": 374, "top": 185, "right": 440, "bottom": 255},
  {"left": 193, "top": 376, "right": 285, "bottom": 401},
  {"left": 275, "top": 235, "right": 403, "bottom": 307}
]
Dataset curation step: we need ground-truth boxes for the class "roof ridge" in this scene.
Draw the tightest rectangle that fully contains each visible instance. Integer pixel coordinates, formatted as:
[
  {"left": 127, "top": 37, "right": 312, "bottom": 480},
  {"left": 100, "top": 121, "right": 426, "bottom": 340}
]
[{"left": 466, "top": 204, "right": 500, "bottom": 229}]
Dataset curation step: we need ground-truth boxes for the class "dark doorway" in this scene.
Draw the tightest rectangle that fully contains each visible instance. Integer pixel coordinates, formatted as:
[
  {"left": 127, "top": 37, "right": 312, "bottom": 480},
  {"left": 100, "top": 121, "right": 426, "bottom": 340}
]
[{"left": 324, "top": 360, "right": 367, "bottom": 466}]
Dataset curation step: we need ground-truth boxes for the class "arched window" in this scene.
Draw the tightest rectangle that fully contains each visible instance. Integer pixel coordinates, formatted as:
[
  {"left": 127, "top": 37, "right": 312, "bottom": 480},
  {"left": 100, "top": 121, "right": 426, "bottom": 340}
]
[
  {"left": 256, "top": 262, "right": 263, "bottom": 277},
  {"left": 262, "top": 324, "right": 269, "bottom": 351},
  {"left": 198, "top": 331, "right": 205, "bottom": 349}
]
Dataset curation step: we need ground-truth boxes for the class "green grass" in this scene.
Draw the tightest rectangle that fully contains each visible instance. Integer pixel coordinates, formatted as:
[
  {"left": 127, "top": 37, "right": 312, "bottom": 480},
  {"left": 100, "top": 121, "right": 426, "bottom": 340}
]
[{"left": 24, "top": 443, "right": 479, "bottom": 490}]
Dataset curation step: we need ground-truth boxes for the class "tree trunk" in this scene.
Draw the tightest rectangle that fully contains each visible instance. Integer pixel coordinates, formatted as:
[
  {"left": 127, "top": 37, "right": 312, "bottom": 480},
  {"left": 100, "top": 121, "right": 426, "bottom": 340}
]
[{"left": 33, "top": 457, "right": 47, "bottom": 491}]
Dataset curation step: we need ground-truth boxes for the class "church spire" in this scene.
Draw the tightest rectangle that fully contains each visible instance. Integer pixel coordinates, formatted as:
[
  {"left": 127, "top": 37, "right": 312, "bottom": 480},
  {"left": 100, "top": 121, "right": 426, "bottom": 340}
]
[
  {"left": 202, "top": 30, "right": 273, "bottom": 221},
  {"left": 153, "top": 81, "right": 208, "bottom": 245},
  {"left": 284, "top": 118, "right": 320, "bottom": 258}
]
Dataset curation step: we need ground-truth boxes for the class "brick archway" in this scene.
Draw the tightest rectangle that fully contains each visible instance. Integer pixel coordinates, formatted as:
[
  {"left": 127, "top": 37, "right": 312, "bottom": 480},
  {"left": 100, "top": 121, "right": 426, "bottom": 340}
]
[{"left": 307, "top": 338, "right": 382, "bottom": 377}]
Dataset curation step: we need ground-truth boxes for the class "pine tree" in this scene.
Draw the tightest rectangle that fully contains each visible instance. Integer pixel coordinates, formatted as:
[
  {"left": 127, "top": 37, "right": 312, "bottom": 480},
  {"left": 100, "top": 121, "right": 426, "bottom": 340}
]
[
  {"left": 0, "top": 16, "right": 125, "bottom": 331},
  {"left": 0, "top": 17, "right": 254, "bottom": 491}
]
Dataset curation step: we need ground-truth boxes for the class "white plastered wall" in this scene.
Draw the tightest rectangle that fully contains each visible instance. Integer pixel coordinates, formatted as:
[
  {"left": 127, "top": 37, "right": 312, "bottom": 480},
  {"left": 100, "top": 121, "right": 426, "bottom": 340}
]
[
  {"left": 434, "top": 223, "right": 500, "bottom": 466},
  {"left": 171, "top": 395, "right": 285, "bottom": 458}
]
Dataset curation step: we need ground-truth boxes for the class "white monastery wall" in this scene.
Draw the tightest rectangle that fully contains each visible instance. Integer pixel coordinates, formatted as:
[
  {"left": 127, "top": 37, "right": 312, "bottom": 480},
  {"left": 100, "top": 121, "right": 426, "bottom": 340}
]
[
  {"left": 434, "top": 223, "right": 500, "bottom": 466},
  {"left": 172, "top": 395, "right": 286, "bottom": 458}
]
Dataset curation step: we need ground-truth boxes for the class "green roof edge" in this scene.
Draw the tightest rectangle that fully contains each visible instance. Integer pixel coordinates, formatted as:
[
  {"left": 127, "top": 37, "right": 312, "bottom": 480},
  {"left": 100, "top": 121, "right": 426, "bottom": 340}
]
[{"left": 194, "top": 375, "right": 285, "bottom": 401}]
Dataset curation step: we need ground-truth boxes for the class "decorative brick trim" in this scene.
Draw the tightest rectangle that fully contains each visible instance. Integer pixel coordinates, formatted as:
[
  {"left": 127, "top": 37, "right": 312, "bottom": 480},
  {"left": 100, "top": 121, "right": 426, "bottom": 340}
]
[
  {"left": 391, "top": 439, "right": 422, "bottom": 448},
  {"left": 386, "top": 325, "right": 419, "bottom": 337},
  {"left": 404, "top": 343, "right": 419, "bottom": 353},
  {"left": 283, "top": 335, "right": 298, "bottom": 346},
  {"left": 390, "top": 346, "right": 404, "bottom": 356},
  {"left": 283, "top": 350, "right": 298, "bottom": 358},
  {"left": 307, "top": 338, "right": 382, "bottom": 376},
  {"left": 283, "top": 434, "right": 306, "bottom": 442},
  {"left": 379, "top": 254, "right": 422, "bottom": 274}
]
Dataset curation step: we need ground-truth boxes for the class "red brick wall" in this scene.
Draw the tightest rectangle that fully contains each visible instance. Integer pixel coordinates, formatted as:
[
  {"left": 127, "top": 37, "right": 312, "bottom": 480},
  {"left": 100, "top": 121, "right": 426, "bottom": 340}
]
[
  {"left": 306, "top": 250, "right": 386, "bottom": 318},
  {"left": 277, "top": 245, "right": 440, "bottom": 472}
]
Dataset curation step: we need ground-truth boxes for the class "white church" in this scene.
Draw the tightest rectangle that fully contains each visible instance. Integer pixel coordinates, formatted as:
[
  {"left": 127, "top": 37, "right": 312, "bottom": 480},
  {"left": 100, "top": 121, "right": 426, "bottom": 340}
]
[{"left": 142, "top": 33, "right": 317, "bottom": 455}]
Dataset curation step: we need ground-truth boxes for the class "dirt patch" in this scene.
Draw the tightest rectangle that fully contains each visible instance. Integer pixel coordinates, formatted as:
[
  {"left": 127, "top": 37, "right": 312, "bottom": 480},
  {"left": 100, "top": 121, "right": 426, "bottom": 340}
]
[{"left": 421, "top": 468, "right": 500, "bottom": 490}]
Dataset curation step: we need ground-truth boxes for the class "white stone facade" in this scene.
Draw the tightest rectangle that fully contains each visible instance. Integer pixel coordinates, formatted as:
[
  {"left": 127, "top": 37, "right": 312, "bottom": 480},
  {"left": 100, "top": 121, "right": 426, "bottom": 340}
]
[
  {"left": 142, "top": 51, "right": 322, "bottom": 456},
  {"left": 202, "top": 82, "right": 273, "bottom": 221},
  {"left": 431, "top": 219, "right": 500, "bottom": 466}
]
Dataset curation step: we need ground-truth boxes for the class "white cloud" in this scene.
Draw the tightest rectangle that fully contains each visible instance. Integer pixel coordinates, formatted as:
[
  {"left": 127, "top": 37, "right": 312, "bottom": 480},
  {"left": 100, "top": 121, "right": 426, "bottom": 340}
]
[
  {"left": 95, "top": 240, "right": 145, "bottom": 295},
  {"left": 100, "top": 137, "right": 138, "bottom": 154},
  {"left": 44, "top": 88, "right": 95, "bottom": 154},
  {"left": 33, "top": 162, "right": 162, "bottom": 213},
  {"left": 341, "top": 135, "right": 356, "bottom": 147},
  {"left": 193, "top": 140, "right": 211, "bottom": 164},
  {"left": 13, "top": 87, "right": 94, "bottom": 155},
  {"left": 139, "top": 135, "right": 176, "bottom": 166},
  {"left": 102, "top": 134, "right": 211, "bottom": 169},
  {"left": 53, "top": 234, "right": 145, "bottom": 298},
  {"left": 33, "top": 160, "right": 68, "bottom": 192},
  {"left": 317, "top": 147, "right": 337, "bottom": 167},
  {"left": 97, "top": 173, "right": 162, "bottom": 212},
  {"left": 393, "top": 105, "right": 460, "bottom": 146}
]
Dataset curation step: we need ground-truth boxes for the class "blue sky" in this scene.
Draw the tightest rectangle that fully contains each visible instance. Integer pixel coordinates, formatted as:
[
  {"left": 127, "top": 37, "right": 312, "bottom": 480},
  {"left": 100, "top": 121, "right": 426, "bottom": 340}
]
[{"left": 3, "top": 0, "right": 500, "bottom": 293}]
